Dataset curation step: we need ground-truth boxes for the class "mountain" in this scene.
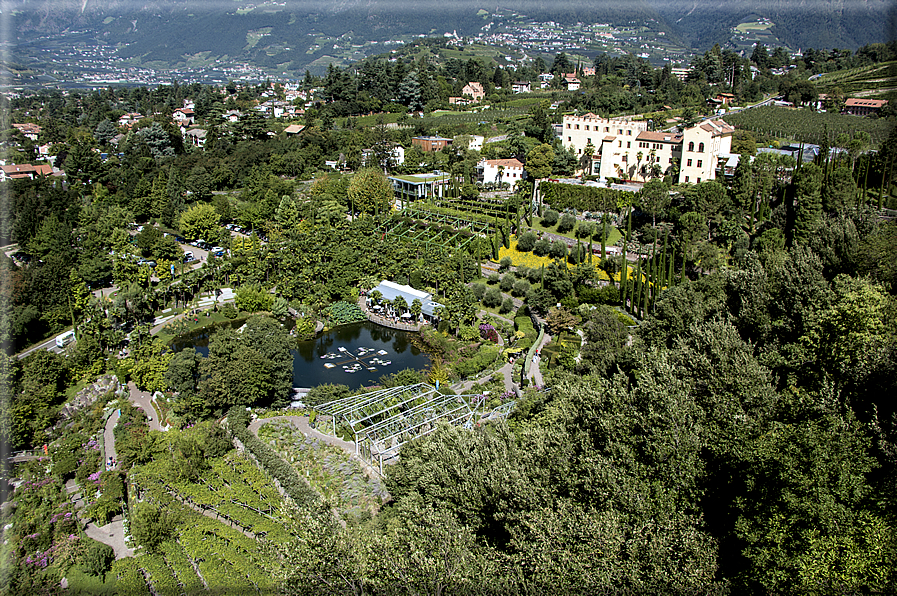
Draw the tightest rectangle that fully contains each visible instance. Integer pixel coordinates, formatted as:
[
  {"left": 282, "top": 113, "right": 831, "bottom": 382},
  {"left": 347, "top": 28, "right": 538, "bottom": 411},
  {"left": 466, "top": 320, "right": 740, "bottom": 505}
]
[
  {"left": 647, "top": 0, "right": 896, "bottom": 52},
  {"left": 6, "top": 0, "right": 895, "bottom": 77}
]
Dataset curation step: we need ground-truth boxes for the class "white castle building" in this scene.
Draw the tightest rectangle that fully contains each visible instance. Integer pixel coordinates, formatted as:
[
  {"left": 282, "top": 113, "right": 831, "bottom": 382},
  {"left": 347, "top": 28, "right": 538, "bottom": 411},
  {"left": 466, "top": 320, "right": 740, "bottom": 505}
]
[{"left": 560, "top": 113, "right": 734, "bottom": 185}]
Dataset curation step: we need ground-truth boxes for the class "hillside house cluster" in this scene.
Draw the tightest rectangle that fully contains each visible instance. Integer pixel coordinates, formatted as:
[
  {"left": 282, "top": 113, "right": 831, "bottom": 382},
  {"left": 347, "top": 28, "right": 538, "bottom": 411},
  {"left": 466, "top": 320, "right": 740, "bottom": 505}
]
[
  {"left": 0, "top": 163, "right": 55, "bottom": 181},
  {"left": 561, "top": 113, "right": 734, "bottom": 185},
  {"left": 12, "top": 123, "right": 41, "bottom": 141}
]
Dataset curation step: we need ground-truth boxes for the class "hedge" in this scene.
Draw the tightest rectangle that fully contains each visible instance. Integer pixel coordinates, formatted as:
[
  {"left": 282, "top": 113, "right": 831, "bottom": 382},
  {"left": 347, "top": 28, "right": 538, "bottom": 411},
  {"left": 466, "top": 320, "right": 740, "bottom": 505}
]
[
  {"left": 514, "top": 315, "right": 538, "bottom": 351},
  {"left": 541, "top": 181, "right": 635, "bottom": 213},
  {"left": 225, "top": 407, "right": 320, "bottom": 507}
]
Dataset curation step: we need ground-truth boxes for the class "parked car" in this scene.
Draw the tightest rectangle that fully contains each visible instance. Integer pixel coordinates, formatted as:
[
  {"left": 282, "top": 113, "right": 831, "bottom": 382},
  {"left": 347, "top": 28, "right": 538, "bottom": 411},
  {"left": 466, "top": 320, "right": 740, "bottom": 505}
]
[{"left": 183, "top": 251, "right": 195, "bottom": 262}]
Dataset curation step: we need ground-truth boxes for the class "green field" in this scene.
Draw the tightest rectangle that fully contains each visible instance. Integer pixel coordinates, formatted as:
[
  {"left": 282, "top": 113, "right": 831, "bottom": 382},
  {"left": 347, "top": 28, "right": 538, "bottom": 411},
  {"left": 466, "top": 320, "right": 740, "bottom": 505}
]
[{"left": 736, "top": 21, "right": 773, "bottom": 33}]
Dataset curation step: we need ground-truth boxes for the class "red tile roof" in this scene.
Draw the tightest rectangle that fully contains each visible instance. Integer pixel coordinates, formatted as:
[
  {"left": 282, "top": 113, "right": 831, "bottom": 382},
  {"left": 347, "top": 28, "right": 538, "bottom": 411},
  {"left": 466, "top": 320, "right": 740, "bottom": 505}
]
[
  {"left": 484, "top": 158, "right": 523, "bottom": 168},
  {"left": 637, "top": 131, "right": 682, "bottom": 143},
  {"left": 845, "top": 98, "right": 887, "bottom": 108}
]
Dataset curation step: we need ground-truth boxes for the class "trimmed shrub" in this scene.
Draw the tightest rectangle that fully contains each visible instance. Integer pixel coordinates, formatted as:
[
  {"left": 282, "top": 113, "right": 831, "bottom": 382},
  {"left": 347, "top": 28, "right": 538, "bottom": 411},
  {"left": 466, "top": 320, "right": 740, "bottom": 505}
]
[
  {"left": 557, "top": 213, "right": 576, "bottom": 233},
  {"left": 499, "top": 298, "right": 515, "bottom": 314},
  {"left": 541, "top": 209, "right": 559, "bottom": 227},
  {"left": 516, "top": 231, "right": 537, "bottom": 252},
  {"left": 533, "top": 239, "right": 551, "bottom": 256},
  {"left": 500, "top": 274, "right": 515, "bottom": 292},
  {"left": 482, "top": 287, "right": 503, "bottom": 308},
  {"left": 512, "top": 279, "right": 531, "bottom": 297},
  {"left": 471, "top": 283, "right": 487, "bottom": 302}
]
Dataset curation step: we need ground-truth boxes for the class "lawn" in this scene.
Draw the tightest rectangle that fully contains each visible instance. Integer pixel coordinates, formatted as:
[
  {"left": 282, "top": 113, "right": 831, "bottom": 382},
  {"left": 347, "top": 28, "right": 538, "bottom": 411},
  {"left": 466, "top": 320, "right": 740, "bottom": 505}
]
[{"left": 527, "top": 220, "right": 623, "bottom": 246}]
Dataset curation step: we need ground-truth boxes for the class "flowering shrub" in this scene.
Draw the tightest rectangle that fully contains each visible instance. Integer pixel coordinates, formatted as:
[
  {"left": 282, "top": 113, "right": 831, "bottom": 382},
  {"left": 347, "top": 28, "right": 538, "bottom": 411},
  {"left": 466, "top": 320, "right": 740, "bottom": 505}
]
[{"left": 479, "top": 323, "right": 499, "bottom": 343}]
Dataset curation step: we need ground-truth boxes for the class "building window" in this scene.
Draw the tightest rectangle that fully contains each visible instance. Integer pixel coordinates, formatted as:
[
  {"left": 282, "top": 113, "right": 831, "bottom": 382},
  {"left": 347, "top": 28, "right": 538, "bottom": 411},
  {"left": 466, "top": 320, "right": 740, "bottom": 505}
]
[
  {"left": 698, "top": 142, "right": 705, "bottom": 152},
  {"left": 575, "top": 124, "right": 579, "bottom": 129},
  {"left": 627, "top": 130, "right": 632, "bottom": 136},
  {"left": 627, "top": 142, "right": 631, "bottom": 148},
  {"left": 604, "top": 127, "right": 609, "bottom": 132},
  {"left": 566, "top": 123, "right": 571, "bottom": 129},
  {"left": 618, "top": 129, "right": 623, "bottom": 135},
  {"left": 697, "top": 178, "right": 701, "bottom": 183},
  {"left": 585, "top": 125, "right": 590, "bottom": 130},
  {"left": 685, "top": 176, "right": 690, "bottom": 182},
  {"left": 688, "top": 141, "right": 694, "bottom": 152},
  {"left": 697, "top": 160, "right": 702, "bottom": 168},
  {"left": 618, "top": 141, "right": 622, "bottom": 147},
  {"left": 587, "top": 138, "right": 591, "bottom": 144},
  {"left": 687, "top": 159, "right": 692, "bottom": 167},
  {"left": 568, "top": 136, "right": 572, "bottom": 142}
]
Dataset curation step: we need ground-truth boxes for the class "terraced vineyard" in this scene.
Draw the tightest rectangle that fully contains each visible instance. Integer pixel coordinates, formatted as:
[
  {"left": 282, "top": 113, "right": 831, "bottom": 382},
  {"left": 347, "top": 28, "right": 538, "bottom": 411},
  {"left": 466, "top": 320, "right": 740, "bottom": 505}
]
[
  {"left": 813, "top": 61, "right": 897, "bottom": 96},
  {"left": 110, "top": 513, "right": 278, "bottom": 595},
  {"left": 119, "top": 451, "right": 294, "bottom": 595},
  {"left": 133, "top": 452, "right": 292, "bottom": 543},
  {"left": 259, "top": 419, "right": 389, "bottom": 523}
]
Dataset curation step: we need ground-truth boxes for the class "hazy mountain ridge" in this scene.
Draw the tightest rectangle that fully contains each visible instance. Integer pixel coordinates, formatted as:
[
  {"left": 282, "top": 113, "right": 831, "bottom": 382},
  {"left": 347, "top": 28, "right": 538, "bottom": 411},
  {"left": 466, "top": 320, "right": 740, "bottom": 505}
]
[
  {"left": 6, "top": 0, "right": 895, "bottom": 76},
  {"left": 649, "top": 0, "right": 897, "bottom": 51}
]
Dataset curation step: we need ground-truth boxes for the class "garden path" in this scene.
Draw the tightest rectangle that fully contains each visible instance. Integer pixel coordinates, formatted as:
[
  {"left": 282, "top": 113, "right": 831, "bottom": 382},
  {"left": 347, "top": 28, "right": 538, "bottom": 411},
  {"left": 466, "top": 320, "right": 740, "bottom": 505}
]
[
  {"left": 84, "top": 520, "right": 134, "bottom": 560},
  {"left": 104, "top": 409, "right": 119, "bottom": 467},
  {"left": 127, "top": 382, "right": 164, "bottom": 432},
  {"left": 455, "top": 360, "right": 516, "bottom": 395}
]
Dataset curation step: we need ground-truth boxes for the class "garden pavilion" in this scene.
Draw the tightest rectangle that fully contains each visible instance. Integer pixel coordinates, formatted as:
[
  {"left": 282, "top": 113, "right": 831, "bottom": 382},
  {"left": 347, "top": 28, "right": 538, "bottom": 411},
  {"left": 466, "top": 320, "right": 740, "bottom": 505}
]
[{"left": 369, "top": 280, "right": 443, "bottom": 323}]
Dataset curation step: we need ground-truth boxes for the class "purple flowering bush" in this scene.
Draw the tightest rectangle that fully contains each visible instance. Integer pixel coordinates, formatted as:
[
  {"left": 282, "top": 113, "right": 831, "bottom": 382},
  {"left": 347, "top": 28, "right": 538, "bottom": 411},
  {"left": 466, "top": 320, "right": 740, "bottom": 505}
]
[{"left": 479, "top": 323, "right": 499, "bottom": 343}]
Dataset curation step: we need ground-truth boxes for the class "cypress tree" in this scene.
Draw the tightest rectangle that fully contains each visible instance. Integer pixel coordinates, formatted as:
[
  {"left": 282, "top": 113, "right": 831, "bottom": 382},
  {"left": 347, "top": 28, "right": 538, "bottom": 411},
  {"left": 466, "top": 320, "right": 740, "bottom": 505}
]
[
  {"left": 620, "top": 206, "right": 631, "bottom": 310},
  {"left": 634, "top": 255, "right": 642, "bottom": 318}
]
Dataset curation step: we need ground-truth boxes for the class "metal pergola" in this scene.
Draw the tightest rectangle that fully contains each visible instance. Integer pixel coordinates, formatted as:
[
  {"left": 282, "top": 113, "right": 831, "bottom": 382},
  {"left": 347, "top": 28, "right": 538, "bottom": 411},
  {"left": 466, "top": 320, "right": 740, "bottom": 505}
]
[{"left": 316, "top": 383, "right": 510, "bottom": 476}]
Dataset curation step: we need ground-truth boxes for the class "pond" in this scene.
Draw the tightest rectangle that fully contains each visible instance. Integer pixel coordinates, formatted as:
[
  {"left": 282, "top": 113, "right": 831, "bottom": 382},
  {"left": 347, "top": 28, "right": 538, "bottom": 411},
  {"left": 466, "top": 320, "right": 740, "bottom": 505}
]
[{"left": 173, "top": 320, "right": 430, "bottom": 390}]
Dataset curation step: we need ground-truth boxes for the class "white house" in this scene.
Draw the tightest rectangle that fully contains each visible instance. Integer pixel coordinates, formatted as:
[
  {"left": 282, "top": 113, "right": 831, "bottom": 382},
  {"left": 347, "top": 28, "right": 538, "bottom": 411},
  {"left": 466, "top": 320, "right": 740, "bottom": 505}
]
[
  {"left": 362, "top": 145, "right": 405, "bottom": 169},
  {"left": 477, "top": 158, "right": 525, "bottom": 190},
  {"left": 512, "top": 81, "right": 532, "bottom": 93},
  {"left": 563, "top": 76, "right": 581, "bottom": 91},
  {"left": 173, "top": 108, "right": 195, "bottom": 125}
]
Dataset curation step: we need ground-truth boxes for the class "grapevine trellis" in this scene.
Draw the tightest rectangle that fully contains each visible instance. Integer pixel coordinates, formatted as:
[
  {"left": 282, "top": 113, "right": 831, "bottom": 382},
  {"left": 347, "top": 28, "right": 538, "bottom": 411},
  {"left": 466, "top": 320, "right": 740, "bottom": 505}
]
[
  {"left": 403, "top": 203, "right": 497, "bottom": 234},
  {"left": 723, "top": 106, "right": 892, "bottom": 146},
  {"left": 316, "top": 383, "right": 513, "bottom": 475},
  {"left": 431, "top": 196, "right": 515, "bottom": 220}
]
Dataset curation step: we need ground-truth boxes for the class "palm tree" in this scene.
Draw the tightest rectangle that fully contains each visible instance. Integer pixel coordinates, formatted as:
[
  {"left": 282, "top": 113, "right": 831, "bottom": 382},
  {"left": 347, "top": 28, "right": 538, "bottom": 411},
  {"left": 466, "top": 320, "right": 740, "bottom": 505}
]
[
  {"left": 410, "top": 298, "right": 422, "bottom": 321},
  {"left": 392, "top": 295, "right": 408, "bottom": 315}
]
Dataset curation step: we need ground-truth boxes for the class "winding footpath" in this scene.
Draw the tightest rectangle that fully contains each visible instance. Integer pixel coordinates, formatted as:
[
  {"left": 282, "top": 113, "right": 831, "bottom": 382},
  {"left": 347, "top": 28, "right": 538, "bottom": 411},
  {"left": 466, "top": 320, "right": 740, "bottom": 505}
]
[{"left": 81, "top": 384, "right": 165, "bottom": 559}]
